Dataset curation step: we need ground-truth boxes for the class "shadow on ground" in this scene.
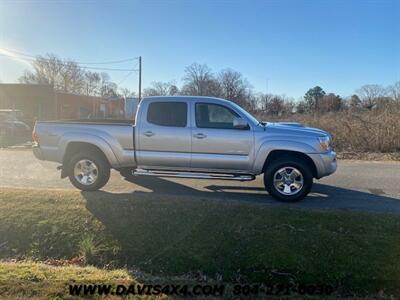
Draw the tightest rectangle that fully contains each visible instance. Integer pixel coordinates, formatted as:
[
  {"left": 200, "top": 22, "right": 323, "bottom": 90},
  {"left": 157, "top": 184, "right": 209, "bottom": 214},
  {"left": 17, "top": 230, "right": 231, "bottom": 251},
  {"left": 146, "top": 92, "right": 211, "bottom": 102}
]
[
  {"left": 94, "top": 175, "right": 400, "bottom": 214},
  {"left": 80, "top": 179, "right": 400, "bottom": 293}
]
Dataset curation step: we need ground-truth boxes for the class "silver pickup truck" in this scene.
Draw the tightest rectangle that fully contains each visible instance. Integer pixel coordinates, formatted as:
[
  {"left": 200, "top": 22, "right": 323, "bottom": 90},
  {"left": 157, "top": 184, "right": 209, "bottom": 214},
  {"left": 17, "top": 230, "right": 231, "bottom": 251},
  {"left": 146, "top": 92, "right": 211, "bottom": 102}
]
[{"left": 33, "top": 96, "right": 336, "bottom": 202}]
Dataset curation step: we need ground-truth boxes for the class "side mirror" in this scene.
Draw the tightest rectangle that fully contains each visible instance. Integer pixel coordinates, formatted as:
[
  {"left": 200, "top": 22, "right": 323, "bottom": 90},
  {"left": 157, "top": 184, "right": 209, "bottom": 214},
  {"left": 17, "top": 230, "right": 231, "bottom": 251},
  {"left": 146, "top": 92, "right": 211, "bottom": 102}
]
[{"left": 233, "top": 117, "right": 249, "bottom": 129}]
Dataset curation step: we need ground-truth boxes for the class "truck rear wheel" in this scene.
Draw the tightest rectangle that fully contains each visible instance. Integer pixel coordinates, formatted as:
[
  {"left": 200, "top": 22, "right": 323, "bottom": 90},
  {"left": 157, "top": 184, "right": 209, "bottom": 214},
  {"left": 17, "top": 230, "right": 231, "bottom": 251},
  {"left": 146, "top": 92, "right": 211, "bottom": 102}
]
[
  {"left": 67, "top": 152, "right": 110, "bottom": 191},
  {"left": 264, "top": 159, "right": 313, "bottom": 202}
]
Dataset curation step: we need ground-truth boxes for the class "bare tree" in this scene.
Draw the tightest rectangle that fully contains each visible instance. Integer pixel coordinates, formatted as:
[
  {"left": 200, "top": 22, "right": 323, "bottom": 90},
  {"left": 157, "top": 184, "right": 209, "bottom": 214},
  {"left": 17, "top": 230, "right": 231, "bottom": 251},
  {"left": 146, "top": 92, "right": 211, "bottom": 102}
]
[
  {"left": 387, "top": 81, "right": 400, "bottom": 102},
  {"left": 119, "top": 88, "right": 136, "bottom": 99},
  {"left": 19, "top": 54, "right": 63, "bottom": 87},
  {"left": 181, "top": 63, "right": 221, "bottom": 96},
  {"left": 60, "top": 60, "right": 85, "bottom": 94},
  {"left": 84, "top": 71, "right": 101, "bottom": 96},
  {"left": 217, "top": 68, "right": 252, "bottom": 108},
  {"left": 257, "top": 93, "right": 294, "bottom": 116},
  {"left": 245, "top": 92, "right": 259, "bottom": 112},
  {"left": 282, "top": 97, "right": 296, "bottom": 115},
  {"left": 257, "top": 93, "right": 274, "bottom": 111},
  {"left": 169, "top": 84, "right": 179, "bottom": 96},
  {"left": 19, "top": 54, "right": 85, "bottom": 94},
  {"left": 19, "top": 54, "right": 119, "bottom": 96},
  {"left": 98, "top": 72, "right": 118, "bottom": 97},
  {"left": 144, "top": 81, "right": 179, "bottom": 96},
  {"left": 268, "top": 96, "right": 285, "bottom": 116},
  {"left": 356, "top": 84, "right": 386, "bottom": 109}
]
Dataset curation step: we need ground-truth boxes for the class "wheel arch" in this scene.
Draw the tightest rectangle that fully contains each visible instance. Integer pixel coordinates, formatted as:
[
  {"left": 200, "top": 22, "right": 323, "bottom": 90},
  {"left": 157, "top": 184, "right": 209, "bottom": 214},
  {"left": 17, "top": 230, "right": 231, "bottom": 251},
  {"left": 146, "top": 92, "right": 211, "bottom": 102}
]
[
  {"left": 262, "top": 149, "right": 318, "bottom": 178},
  {"left": 61, "top": 142, "right": 111, "bottom": 178}
]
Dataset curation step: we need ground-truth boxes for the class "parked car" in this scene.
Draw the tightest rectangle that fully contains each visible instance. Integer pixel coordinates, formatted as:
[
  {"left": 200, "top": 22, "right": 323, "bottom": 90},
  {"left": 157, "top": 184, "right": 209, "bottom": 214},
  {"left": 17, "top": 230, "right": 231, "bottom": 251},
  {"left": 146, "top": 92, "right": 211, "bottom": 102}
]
[
  {"left": 0, "top": 109, "right": 31, "bottom": 147},
  {"left": 32, "top": 96, "right": 337, "bottom": 202}
]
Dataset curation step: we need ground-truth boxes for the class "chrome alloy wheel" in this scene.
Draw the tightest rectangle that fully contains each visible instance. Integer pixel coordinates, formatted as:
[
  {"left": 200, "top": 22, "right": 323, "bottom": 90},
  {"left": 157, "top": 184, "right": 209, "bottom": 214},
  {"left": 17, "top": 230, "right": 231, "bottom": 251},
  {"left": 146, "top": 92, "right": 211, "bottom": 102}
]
[
  {"left": 273, "top": 167, "right": 304, "bottom": 195},
  {"left": 73, "top": 159, "right": 98, "bottom": 186}
]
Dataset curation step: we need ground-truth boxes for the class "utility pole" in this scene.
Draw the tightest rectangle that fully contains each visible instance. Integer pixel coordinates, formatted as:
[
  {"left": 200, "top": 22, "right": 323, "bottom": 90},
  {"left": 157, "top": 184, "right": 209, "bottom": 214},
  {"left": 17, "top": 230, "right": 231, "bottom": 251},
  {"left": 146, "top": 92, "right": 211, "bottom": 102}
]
[{"left": 138, "top": 56, "right": 142, "bottom": 101}]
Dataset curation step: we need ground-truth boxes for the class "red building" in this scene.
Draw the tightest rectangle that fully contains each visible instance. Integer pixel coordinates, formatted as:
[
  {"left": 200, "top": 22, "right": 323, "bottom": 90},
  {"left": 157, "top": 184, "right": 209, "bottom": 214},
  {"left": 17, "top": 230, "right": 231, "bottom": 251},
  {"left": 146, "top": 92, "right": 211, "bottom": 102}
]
[
  {"left": 56, "top": 92, "right": 125, "bottom": 119},
  {"left": 0, "top": 84, "right": 125, "bottom": 125}
]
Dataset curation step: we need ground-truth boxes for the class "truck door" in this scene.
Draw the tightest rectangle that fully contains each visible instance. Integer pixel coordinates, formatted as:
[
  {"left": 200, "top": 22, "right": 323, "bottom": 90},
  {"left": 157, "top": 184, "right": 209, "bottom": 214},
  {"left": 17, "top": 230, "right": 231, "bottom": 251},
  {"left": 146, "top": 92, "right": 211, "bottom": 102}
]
[
  {"left": 136, "top": 100, "right": 191, "bottom": 169},
  {"left": 190, "top": 102, "right": 254, "bottom": 172}
]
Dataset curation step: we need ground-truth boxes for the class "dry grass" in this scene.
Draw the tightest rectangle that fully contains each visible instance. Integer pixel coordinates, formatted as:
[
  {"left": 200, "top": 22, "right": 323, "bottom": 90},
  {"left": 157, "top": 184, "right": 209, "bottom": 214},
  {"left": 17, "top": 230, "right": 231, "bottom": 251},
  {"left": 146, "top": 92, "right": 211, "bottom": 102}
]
[
  {"left": 259, "top": 104, "right": 400, "bottom": 153},
  {"left": 0, "top": 261, "right": 139, "bottom": 299}
]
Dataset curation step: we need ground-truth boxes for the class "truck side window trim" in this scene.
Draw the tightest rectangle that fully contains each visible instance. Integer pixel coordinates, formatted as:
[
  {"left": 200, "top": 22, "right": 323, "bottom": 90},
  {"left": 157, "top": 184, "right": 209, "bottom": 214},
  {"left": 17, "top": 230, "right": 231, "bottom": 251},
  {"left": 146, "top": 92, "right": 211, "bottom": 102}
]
[
  {"left": 147, "top": 101, "right": 188, "bottom": 127},
  {"left": 195, "top": 102, "right": 247, "bottom": 130}
]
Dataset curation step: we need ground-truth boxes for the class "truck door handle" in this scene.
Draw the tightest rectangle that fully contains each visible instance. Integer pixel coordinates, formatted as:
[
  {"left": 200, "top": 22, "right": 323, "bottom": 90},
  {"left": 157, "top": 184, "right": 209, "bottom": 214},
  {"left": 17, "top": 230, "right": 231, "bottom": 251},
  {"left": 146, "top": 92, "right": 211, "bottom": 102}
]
[
  {"left": 144, "top": 131, "right": 155, "bottom": 137},
  {"left": 193, "top": 133, "right": 207, "bottom": 139}
]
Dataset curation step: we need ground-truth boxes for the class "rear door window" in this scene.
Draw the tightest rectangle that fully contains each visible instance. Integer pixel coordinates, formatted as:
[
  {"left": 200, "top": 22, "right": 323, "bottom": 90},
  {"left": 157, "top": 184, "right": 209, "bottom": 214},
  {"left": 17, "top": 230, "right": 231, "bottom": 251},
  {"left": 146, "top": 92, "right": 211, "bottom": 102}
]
[{"left": 147, "top": 102, "right": 187, "bottom": 127}]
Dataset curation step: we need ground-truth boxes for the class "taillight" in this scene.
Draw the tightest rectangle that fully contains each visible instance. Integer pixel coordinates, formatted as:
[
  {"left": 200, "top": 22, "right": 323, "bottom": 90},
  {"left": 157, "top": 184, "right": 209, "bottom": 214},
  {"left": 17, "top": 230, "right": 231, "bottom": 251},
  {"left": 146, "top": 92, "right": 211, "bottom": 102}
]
[{"left": 32, "top": 129, "right": 39, "bottom": 144}]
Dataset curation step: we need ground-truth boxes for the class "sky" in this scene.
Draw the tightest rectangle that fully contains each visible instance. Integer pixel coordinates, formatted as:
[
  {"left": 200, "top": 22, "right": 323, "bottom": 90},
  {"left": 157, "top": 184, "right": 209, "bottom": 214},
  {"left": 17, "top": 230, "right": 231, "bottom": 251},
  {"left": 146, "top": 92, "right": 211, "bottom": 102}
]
[{"left": 0, "top": 0, "right": 399, "bottom": 99}]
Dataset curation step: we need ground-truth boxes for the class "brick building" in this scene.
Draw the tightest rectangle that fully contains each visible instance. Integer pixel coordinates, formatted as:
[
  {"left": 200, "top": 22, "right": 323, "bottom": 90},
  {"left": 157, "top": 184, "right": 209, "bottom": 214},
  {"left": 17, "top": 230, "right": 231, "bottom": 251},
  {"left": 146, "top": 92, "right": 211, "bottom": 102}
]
[{"left": 0, "top": 84, "right": 125, "bottom": 126}]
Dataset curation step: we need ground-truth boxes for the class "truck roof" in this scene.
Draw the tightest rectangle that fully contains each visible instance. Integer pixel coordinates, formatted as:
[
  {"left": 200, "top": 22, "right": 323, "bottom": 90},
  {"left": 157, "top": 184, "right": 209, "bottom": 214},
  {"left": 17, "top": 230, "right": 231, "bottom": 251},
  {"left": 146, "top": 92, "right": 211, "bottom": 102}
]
[{"left": 142, "top": 96, "right": 231, "bottom": 104}]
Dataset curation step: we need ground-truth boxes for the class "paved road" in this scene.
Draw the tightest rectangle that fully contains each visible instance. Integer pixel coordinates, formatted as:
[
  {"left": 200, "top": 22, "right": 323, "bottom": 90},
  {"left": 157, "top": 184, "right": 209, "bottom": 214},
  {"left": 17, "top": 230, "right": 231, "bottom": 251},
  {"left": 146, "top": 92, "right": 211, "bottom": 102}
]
[{"left": 1, "top": 148, "right": 400, "bottom": 214}]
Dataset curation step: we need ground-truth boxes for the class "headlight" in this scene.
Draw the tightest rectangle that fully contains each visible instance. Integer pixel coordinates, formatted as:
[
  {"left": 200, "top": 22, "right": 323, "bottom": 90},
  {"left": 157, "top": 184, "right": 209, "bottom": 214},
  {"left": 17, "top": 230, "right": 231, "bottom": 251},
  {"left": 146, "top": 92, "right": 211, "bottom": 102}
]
[{"left": 318, "top": 136, "right": 330, "bottom": 151}]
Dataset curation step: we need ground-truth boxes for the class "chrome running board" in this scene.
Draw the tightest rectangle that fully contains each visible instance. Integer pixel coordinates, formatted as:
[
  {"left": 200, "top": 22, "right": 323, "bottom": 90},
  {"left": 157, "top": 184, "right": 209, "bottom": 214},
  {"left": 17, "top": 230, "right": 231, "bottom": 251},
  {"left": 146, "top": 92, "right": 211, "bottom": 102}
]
[{"left": 133, "top": 169, "right": 255, "bottom": 181}]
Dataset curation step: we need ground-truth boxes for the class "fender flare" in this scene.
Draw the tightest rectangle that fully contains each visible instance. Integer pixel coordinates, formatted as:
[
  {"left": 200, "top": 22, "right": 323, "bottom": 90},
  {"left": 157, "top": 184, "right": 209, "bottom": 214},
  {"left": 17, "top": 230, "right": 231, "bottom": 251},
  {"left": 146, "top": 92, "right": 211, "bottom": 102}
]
[
  {"left": 58, "top": 132, "right": 120, "bottom": 168},
  {"left": 252, "top": 140, "right": 317, "bottom": 174}
]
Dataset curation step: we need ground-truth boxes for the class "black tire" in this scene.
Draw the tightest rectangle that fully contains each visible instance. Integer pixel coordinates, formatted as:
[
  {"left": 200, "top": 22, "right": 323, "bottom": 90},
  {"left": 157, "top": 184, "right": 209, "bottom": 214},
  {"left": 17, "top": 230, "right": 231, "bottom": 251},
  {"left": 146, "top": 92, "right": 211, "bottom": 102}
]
[
  {"left": 264, "top": 158, "right": 313, "bottom": 202},
  {"left": 67, "top": 151, "right": 110, "bottom": 191}
]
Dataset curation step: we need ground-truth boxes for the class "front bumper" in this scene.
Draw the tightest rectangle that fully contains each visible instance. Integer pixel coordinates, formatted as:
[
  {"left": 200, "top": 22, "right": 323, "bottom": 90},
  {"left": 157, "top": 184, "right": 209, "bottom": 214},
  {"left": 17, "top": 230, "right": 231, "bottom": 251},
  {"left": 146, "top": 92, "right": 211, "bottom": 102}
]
[{"left": 308, "top": 150, "right": 337, "bottom": 179}]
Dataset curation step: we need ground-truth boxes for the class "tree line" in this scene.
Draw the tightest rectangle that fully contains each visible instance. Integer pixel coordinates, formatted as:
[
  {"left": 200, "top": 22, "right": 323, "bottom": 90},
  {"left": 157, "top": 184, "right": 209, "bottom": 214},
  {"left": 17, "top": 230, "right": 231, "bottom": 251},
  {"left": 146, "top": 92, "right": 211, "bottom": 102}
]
[
  {"left": 20, "top": 54, "right": 400, "bottom": 116},
  {"left": 19, "top": 54, "right": 134, "bottom": 99},
  {"left": 143, "top": 63, "right": 400, "bottom": 115}
]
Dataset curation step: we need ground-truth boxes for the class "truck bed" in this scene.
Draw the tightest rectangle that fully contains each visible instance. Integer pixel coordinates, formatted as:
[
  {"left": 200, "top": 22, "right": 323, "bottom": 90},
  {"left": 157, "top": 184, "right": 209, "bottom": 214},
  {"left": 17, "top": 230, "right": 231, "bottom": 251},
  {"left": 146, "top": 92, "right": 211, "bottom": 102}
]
[{"left": 33, "top": 120, "right": 136, "bottom": 168}]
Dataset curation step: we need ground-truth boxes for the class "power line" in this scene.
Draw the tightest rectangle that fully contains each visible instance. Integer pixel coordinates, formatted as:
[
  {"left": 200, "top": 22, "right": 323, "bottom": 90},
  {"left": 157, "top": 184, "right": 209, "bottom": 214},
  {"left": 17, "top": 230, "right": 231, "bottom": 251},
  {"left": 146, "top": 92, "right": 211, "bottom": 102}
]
[
  {"left": 117, "top": 71, "right": 135, "bottom": 86},
  {"left": 0, "top": 47, "right": 139, "bottom": 65},
  {"left": 83, "top": 66, "right": 138, "bottom": 72},
  {"left": 0, "top": 52, "right": 139, "bottom": 72},
  {"left": 0, "top": 48, "right": 143, "bottom": 93}
]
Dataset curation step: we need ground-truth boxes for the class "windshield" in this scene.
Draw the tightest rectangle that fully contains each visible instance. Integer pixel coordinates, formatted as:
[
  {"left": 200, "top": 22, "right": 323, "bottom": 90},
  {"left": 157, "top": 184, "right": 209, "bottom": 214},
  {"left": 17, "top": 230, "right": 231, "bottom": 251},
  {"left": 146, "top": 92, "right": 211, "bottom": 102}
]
[
  {"left": 0, "top": 112, "right": 12, "bottom": 121},
  {"left": 229, "top": 102, "right": 260, "bottom": 126},
  {"left": 0, "top": 111, "right": 21, "bottom": 121}
]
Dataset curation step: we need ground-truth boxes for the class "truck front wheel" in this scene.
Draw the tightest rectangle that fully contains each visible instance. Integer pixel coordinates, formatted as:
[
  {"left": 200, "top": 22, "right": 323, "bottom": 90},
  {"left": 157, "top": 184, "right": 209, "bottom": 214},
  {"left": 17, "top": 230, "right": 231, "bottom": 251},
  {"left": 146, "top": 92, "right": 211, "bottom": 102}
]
[
  {"left": 67, "top": 152, "right": 110, "bottom": 191},
  {"left": 264, "top": 159, "right": 313, "bottom": 202}
]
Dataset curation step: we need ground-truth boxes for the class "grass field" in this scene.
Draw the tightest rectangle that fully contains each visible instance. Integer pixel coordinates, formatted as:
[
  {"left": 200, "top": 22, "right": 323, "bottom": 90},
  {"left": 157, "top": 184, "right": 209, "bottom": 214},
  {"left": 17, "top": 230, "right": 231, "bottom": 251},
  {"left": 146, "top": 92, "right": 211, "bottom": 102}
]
[{"left": 1, "top": 188, "right": 400, "bottom": 298}]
